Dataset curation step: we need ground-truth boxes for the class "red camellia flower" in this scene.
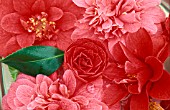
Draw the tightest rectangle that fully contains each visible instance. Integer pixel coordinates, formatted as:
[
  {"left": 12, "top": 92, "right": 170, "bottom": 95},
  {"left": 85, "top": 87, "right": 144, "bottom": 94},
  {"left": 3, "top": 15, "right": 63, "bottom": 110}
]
[
  {"left": 65, "top": 38, "right": 108, "bottom": 81},
  {"left": 0, "top": 0, "right": 84, "bottom": 57},
  {"left": 103, "top": 29, "right": 170, "bottom": 110},
  {"left": 71, "top": 0, "right": 165, "bottom": 40}
]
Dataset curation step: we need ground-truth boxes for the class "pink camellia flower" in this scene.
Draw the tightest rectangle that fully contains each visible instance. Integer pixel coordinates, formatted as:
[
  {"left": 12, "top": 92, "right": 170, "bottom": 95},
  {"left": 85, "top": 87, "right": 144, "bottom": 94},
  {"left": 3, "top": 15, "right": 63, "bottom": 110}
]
[
  {"left": 65, "top": 38, "right": 109, "bottom": 82},
  {"left": 2, "top": 70, "right": 109, "bottom": 110},
  {"left": 0, "top": 0, "right": 84, "bottom": 57},
  {"left": 71, "top": 0, "right": 165, "bottom": 40},
  {"left": 103, "top": 29, "right": 170, "bottom": 110}
]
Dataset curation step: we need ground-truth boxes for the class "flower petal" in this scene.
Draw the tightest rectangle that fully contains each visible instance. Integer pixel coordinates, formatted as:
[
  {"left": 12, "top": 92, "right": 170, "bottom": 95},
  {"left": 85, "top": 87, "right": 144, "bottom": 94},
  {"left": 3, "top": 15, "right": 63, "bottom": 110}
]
[
  {"left": 3, "top": 37, "right": 21, "bottom": 56},
  {"left": 16, "top": 33, "right": 35, "bottom": 48},
  {"left": 31, "top": 0, "right": 46, "bottom": 13},
  {"left": 56, "top": 12, "right": 77, "bottom": 31},
  {"left": 13, "top": 0, "right": 35, "bottom": 15},
  {"left": 16, "top": 85, "right": 34, "bottom": 105},
  {"left": 72, "top": 0, "right": 89, "bottom": 8},
  {"left": 63, "top": 70, "right": 76, "bottom": 96},
  {"left": 102, "top": 83, "right": 128, "bottom": 105},
  {"left": 1, "top": 13, "right": 25, "bottom": 34},
  {"left": 125, "top": 28, "right": 153, "bottom": 59},
  {"left": 149, "top": 70, "right": 170, "bottom": 100},
  {"left": 48, "top": 7, "right": 63, "bottom": 21},
  {"left": 145, "top": 56, "right": 163, "bottom": 82},
  {"left": 130, "top": 91, "right": 149, "bottom": 110}
]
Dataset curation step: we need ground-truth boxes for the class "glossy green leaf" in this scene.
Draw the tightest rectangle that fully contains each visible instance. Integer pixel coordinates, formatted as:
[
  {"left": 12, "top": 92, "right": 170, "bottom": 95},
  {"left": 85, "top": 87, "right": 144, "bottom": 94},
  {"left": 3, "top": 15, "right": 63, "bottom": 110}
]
[
  {"left": 8, "top": 66, "right": 19, "bottom": 81},
  {"left": 1, "top": 46, "right": 64, "bottom": 76}
]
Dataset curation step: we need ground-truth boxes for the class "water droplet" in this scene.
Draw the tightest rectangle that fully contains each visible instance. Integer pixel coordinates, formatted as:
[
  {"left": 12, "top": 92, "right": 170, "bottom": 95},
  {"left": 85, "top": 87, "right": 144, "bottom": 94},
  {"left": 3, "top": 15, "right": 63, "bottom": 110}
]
[{"left": 86, "top": 83, "right": 95, "bottom": 93}]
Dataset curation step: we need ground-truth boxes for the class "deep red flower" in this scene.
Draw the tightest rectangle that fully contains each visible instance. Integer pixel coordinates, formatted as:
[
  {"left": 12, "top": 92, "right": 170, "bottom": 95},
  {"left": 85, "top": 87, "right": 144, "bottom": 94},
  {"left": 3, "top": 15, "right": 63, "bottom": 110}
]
[
  {"left": 65, "top": 38, "right": 109, "bottom": 81},
  {"left": 0, "top": 0, "right": 84, "bottom": 57},
  {"left": 103, "top": 28, "right": 170, "bottom": 110}
]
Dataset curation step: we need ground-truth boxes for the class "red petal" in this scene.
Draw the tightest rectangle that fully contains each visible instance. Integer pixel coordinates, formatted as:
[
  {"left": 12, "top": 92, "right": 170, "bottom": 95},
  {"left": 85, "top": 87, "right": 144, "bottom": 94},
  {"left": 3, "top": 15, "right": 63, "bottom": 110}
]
[
  {"left": 1, "top": 13, "right": 25, "bottom": 34},
  {"left": 112, "top": 42, "right": 128, "bottom": 64},
  {"left": 145, "top": 56, "right": 163, "bottom": 82},
  {"left": 149, "top": 70, "right": 170, "bottom": 100},
  {"left": 13, "top": 0, "right": 35, "bottom": 15},
  {"left": 63, "top": 70, "right": 76, "bottom": 96},
  {"left": 48, "top": 7, "right": 63, "bottom": 21},
  {"left": 3, "top": 37, "right": 21, "bottom": 56},
  {"left": 130, "top": 91, "right": 149, "bottom": 110},
  {"left": 125, "top": 28, "right": 153, "bottom": 60},
  {"left": 55, "top": 30, "right": 73, "bottom": 51},
  {"left": 16, "top": 33, "right": 35, "bottom": 48},
  {"left": 56, "top": 12, "right": 77, "bottom": 31},
  {"left": 31, "top": 0, "right": 46, "bottom": 14},
  {"left": 102, "top": 83, "right": 128, "bottom": 106}
]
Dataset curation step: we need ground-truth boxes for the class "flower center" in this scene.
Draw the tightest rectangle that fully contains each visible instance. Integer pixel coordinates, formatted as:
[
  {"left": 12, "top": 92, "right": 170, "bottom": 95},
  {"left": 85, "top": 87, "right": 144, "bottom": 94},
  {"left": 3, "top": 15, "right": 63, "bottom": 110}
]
[
  {"left": 25, "top": 12, "right": 56, "bottom": 41},
  {"left": 149, "top": 102, "right": 164, "bottom": 110}
]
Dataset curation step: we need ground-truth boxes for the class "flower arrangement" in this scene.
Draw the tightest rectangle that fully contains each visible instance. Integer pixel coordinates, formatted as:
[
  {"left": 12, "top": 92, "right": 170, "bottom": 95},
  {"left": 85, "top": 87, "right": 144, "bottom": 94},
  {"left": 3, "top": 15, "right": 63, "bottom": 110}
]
[{"left": 0, "top": 0, "right": 169, "bottom": 110}]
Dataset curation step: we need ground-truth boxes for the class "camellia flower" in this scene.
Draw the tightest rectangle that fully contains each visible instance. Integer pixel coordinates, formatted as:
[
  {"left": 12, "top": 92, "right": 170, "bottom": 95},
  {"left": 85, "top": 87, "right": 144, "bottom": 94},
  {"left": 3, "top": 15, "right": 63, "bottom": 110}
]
[
  {"left": 71, "top": 0, "right": 165, "bottom": 40},
  {"left": 2, "top": 70, "right": 109, "bottom": 110},
  {"left": 0, "top": 0, "right": 84, "bottom": 57},
  {"left": 65, "top": 38, "right": 109, "bottom": 82},
  {"left": 103, "top": 29, "right": 170, "bottom": 110}
]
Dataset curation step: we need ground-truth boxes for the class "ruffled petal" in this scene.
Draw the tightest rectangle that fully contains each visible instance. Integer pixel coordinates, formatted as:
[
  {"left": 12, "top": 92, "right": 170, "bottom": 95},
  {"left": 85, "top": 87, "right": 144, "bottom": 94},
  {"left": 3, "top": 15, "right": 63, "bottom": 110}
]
[
  {"left": 1, "top": 13, "right": 25, "bottom": 34},
  {"left": 149, "top": 70, "right": 170, "bottom": 100},
  {"left": 48, "top": 7, "right": 63, "bottom": 21}
]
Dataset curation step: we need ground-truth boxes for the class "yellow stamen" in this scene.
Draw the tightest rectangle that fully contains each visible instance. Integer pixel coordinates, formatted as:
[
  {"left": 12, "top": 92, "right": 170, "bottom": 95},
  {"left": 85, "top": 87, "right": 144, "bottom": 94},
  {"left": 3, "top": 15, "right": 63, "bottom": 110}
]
[{"left": 149, "top": 102, "right": 164, "bottom": 110}]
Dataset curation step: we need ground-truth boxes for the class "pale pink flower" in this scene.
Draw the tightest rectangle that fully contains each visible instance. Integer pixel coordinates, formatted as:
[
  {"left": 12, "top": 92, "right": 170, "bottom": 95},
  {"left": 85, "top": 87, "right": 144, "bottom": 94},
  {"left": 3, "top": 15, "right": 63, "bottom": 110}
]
[
  {"left": 2, "top": 70, "right": 109, "bottom": 110},
  {"left": 71, "top": 0, "right": 165, "bottom": 40}
]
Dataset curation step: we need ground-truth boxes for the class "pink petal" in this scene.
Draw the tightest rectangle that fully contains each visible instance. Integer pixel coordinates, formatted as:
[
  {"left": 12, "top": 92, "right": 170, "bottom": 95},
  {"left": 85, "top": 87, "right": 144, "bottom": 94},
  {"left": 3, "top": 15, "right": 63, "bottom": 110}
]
[
  {"left": 83, "top": 98, "right": 109, "bottom": 110},
  {"left": 140, "top": 0, "right": 161, "bottom": 9},
  {"left": 13, "top": 0, "right": 35, "bottom": 15},
  {"left": 71, "top": 96, "right": 89, "bottom": 105},
  {"left": 145, "top": 56, "right": 163, "bottom": 82},
  {"left": 56, "top": 12, "right": 77, "bottom": 31},
  {"left": 31, "top": 0, "right": 46, "bottom": 13},
  {"left": 85, "top": 0, "right": 95, "bottom": 5},
  {"left": 16, "top": 85, "right": 34, "bottom": 105},
  {"left": 39, "top": 81, "right": 48, "bottom": 96},
  {"left": 102, "top": 19, "right": 112, "bottom": 30},
  {"left": 3, "top": 36, "right": 21, "bottom": 56},
  {"left": 130, "top": 91, "right": 149, "bottom": 110},
  {"left": 149, "top": 70, "right": 170, "bottom": 100},
  {"left": 142, "top": 7, "right": 165, "bottom": 23},
  {"left": 16, "top": 33, "right": 35, "bottom": 48},
  {"left": 36, "top": 74, "right": 53, "bottom": 86},
  {"left": 125, "top": 28, "right": 153, "bottom": 59},
  {"left": 72, "top": 0, "right": 89, "bottom": 8},
  {"left": 1, "top": 13, "right": 25, "bottom": 34},
  {"left": 2, "top": 95, "right": 11, "bottom": 110},
  {"left": 102, "top": 83, "right": 128, "bottom": 106},
  {"left": 63, "top": 70, "right": 76, "bottom": 96},
  {"left": 48, "top": 7, "right": 63, "bottom": 21},
  {"left": 48, "top": 104, "right": 59, "bottom": 110}
]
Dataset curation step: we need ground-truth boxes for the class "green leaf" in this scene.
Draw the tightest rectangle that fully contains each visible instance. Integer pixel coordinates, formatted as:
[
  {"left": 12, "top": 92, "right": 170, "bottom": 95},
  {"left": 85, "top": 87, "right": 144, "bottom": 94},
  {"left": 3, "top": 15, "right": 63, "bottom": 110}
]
[
  {"left": 1, "top": 46, "right": 64, "bottom": 76},
  {"left": 8, "top": 66, "right": 19, "bottom": 81}
]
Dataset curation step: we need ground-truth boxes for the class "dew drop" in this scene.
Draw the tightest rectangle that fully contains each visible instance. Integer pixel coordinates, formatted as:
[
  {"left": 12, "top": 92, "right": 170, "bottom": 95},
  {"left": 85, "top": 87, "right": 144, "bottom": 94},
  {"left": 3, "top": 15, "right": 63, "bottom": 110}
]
[{"left": 86, "top": 83, "right": 95, "bottom": 93}]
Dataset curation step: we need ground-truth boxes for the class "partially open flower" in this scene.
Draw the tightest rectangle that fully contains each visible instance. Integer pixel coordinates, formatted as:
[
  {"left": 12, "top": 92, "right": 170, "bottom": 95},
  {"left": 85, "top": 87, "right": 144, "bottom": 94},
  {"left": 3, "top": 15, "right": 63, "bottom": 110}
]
[
  {"left": 0, "top": 0, "right": 84, "bottom": 56},
  {"left": 65, "top": 38, "right": 108, "bottom": 81}
]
